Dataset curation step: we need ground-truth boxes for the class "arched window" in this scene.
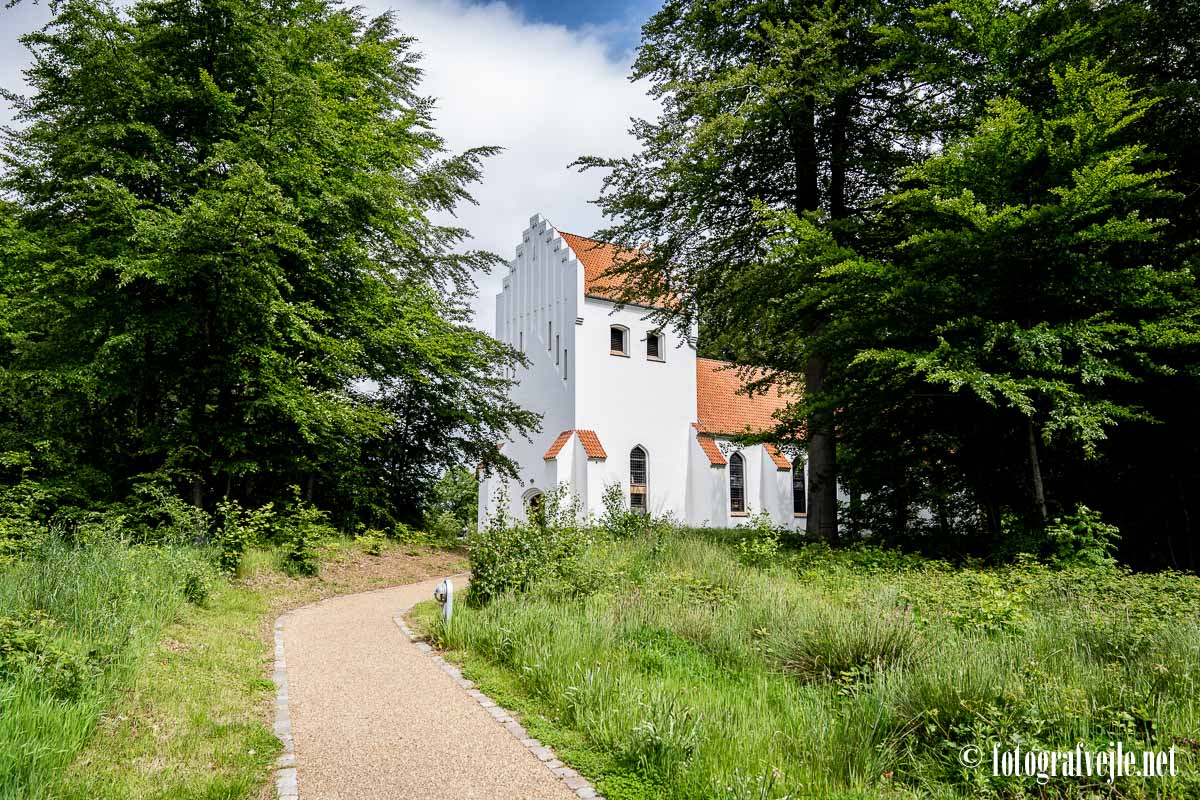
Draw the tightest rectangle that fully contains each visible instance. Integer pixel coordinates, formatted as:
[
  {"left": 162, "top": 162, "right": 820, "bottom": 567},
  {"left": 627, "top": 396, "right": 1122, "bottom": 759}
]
[
  {"left": 729, "top": 452, "right": 745, "bottom": 513},
  {"left": 792, "top": 460, "right": 806, "bottom": 515},
  {"left": 610, "top": 325, "right": 628, "bottom": 356},
  {"left": 524, "top": 489, "right": 545, "bottom": 524},
  {"left": 646, "top": 330, "right": 664, "bottom": 361},
  {"left": 629, "top": 445, "right": 648, "bottom": 513}
]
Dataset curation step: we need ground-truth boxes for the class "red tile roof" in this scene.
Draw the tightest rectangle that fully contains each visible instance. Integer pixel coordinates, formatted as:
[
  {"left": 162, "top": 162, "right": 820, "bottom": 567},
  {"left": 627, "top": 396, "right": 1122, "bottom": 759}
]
[
  {"left": 543, "top": 430, "right": 573, "bottom": 460},
  {"left": 764, "top": 443, "right": 792, "bottom": 471},
  {"left": 558, "top": 231, "right": 633, "bottom": 304},
  {"left": 542, "top": 429, "right": 608, "bottom": 461},
  {"left": 692, "top": 423, "right": 726, "bottom": 466},
  {"left": 575, "top": 429, "right": 608, "bottom": 460},
  {"left": 696, "top": 357, "right": 794, "bottom": 436}
]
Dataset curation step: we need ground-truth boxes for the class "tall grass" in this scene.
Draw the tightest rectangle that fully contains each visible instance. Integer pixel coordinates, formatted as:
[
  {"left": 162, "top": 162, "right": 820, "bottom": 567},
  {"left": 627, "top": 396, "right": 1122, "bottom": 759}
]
[
  {"left": 0, "top": 536, "right": 206, "bottom": 799},
  {"left": 430, "top": 532, "right": 1200, "bottom": 799}
]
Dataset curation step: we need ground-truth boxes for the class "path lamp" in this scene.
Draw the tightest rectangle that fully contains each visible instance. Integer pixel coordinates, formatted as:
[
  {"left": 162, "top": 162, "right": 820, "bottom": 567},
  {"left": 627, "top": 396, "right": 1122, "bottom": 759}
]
[{"left": 433, "top": 579, "right": 454, "bottom": 624}]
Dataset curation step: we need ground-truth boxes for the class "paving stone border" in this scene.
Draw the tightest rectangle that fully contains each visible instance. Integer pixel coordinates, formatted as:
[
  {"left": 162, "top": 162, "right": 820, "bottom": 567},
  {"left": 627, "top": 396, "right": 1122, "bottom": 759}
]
[
  {"left": 272, "top": 613, "right": 299, "bottom": 800},
  {"left": 393, "top": 604, "right": 605, "bottom": 800}
]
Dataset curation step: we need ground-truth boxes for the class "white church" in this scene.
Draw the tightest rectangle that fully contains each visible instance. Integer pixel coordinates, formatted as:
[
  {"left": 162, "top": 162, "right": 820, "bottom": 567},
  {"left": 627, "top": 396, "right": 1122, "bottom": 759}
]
[{"left": 478, "top": 214, "right": 809, "bottom": 530}]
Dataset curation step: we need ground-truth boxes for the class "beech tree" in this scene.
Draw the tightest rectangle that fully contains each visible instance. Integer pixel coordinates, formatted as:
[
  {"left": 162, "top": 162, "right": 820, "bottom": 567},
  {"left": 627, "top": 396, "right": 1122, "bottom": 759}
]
[{"left": 0, "top": 0, "right": 537, "bottom": 526}]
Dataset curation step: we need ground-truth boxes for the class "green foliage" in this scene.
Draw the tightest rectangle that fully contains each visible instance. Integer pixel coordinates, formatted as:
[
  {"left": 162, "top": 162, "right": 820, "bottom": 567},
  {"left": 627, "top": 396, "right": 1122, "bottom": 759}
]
[
  {"left": 213, "top": 500, "right": 275, "bottom": 574},
  {"left": 0, "top": 537, "right": 206, "bottom": 796},
  {"left": 0, "top": 612, "right": 90, "bottom": 701},
  {"left": 425, "top": 467, "right": 479, "bottom": 531},
  {"left": 277, "top": 498, "right": 331, "bottom": 577},
  {"left": 1044, "top": 504, "right": 1120, "bottom": 568},
  {"left": 733, "top": 512, "right": 782, "bottom": 569},
  {"left": 467, "top": 485, "right": 590, "bottom": 605},
  {"left": 578, "top": 0, "right": 1200, "bottom": 568},
  {"left": 0, "top": 0, "right": 535, "bottom": 533},
  {"left": 393, "top": 522, "right": 432, "bottom": 546},
  {"left": 430, "top": 530, "right": 1200, "bottom": 799},
  {"left": 358, "top": 529, "right": 387, "bottom": 557}
]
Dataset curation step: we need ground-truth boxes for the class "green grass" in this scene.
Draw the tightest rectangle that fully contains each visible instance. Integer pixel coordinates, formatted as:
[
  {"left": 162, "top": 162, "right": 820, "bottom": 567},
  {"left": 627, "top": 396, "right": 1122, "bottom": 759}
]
[
  {"left": 1, "top": 533, "right": 466, "bottom": 800},
  {"left": 0, "top": 537, "right": 207, "bottom": 799},
  {"left": 413, "top": 532, "right": 1200, "bottom": 800}
]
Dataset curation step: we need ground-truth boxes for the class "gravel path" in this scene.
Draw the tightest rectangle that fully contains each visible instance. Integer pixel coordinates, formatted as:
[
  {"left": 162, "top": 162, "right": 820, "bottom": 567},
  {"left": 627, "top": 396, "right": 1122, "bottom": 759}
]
[{"left": 280, "top": 576, "right": 578, "bottom": 800}]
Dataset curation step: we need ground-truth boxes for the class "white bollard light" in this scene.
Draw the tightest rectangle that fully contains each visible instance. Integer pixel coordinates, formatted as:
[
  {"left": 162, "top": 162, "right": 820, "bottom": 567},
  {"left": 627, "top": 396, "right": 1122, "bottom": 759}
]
[{"left": 433, "top": 579, "right": 453, "bottom": 624}]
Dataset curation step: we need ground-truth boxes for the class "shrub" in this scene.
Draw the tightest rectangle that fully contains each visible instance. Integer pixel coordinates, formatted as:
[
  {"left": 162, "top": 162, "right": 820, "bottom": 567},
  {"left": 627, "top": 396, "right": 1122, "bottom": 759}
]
[
  {"left": 468, "top": 484, "right": 589, "bottom": 605},
  {"left": 0, "top": 612, "right": 90, "bottom": 700},
  {"left": 734, "top": 511, "right": 782, "bottom": 569},
  {"left": 181, "top": 560, "right": 217, "bottom": 606},
  {"left": 1044, "top": 504, "right": 1119, "bottom": 568},
  {"left": 213, "top": 500, "right": 275, "bottom": 573},
  {"left": 424, "top": 510, "right": 464, "bottom": 542},
  {"left": 359, "top": 529, "right": 387, "bottom": 556},
  {"left": 393, "top": 522, "right": 431, "bottom": 545},
  {"left": 278, "top": 501, "right": 330, "bottom": 577}
]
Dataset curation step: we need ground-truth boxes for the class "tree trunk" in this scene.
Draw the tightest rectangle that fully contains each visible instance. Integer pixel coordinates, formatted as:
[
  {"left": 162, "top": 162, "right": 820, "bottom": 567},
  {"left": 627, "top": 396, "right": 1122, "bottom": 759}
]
[
  {"left": 792, "top": 101, "right": 839, "bottom": 540},
  {"left": 1026, "top": 418, "right": 1048, "bottom": 523},
  {"left": 806, "top": 352, "right": 838, "bottom": 541}
]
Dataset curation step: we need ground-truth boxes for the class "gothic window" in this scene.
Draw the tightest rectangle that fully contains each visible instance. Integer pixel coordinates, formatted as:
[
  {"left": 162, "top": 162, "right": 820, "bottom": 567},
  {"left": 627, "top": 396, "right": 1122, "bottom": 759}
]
[
  {"left": 630, "top": 446, "right": 648, "bottom": 513},
  {"left": 729, "top": 452, "right": 745, "bottom": 513},
  {"left": 793, "top": 460, "right": 807, "bottom": 515}
]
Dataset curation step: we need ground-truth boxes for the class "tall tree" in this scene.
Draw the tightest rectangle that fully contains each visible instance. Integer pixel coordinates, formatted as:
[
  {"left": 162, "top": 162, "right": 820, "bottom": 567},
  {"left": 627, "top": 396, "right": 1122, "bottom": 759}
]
[
  {"left": 0, "top": 0, "right": 536, "bottom": 526},
  {"left": 579, "top": 0, "right": 922, "bottom": 539}
]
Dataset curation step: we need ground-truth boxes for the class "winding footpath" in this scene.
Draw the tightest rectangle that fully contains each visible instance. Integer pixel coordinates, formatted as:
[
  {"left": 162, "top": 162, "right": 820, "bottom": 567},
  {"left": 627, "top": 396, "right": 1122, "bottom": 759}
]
[{"left": 272, "top": 576, "right": 591, "bottom": 800}]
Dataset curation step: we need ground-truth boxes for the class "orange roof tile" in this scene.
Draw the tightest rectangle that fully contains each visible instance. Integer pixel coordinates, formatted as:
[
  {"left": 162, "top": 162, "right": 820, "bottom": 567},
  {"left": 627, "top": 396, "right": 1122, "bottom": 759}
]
[
  {"left": 692, "top": 423, "right": 726, "bottom": 466},
  {"left": 575, "top": 429, "right": 608, "bottom": 460},
  {"left": 543, "top": 430, "right": 573, "bottom": 460},
  {"left": 559, "top": 230, "right": 668, "bottom": 308},
  {"left": 764, "top": 443, "right": 792, "bottom": 471},
  {"left": 696, "top": 357, "right": 794, "bottom": 436},
  {"left": 542, "top": 429, "right": 608, "bottom": 460}
]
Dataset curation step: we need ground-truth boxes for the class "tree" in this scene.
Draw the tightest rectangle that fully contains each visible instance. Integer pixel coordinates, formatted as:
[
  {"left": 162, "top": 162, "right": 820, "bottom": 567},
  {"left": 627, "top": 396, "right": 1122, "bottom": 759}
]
[
  {"left": 0, "top": 0, "right": 535, "bottom": 527},
  {"left": 579, "top": 0, "right": 926, "bottom": 540}
]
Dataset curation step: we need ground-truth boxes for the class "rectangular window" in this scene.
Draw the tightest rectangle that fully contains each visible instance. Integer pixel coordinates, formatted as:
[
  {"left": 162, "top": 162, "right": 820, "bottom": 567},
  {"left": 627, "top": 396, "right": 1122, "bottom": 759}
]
[
  {"left": 563, "top": 349, "right": 568, "bottom": 380},
  {"left": 548, "top": 321, "right": 552, "bottom": 350},
  {"left": 556, "top": 335, "right": 560, "bottom": 364},
  {"left": 519, "top": 331, "right": 523, "bottom": 352},
  {"left": 630, "top": 491, "right": 646, "bottom": 512}
]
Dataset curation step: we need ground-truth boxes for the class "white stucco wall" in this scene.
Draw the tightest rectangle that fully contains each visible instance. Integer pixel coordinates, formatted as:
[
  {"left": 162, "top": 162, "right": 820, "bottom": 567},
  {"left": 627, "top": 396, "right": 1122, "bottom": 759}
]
[{"left": 478, "top": 213, "right": 811, "bottom": 532}]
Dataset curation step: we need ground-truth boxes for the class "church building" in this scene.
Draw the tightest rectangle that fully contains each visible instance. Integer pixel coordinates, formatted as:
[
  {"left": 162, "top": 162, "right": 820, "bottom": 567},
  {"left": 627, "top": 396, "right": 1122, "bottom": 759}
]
[{"left": 478, "top": 214, "right": 808, "bottom": 530}]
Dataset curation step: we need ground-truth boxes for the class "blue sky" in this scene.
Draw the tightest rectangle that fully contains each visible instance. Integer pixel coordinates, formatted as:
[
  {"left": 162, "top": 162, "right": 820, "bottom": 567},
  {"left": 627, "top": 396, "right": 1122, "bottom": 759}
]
[{"left": 497, "top": 0, "right": 657, "bottom": 53}]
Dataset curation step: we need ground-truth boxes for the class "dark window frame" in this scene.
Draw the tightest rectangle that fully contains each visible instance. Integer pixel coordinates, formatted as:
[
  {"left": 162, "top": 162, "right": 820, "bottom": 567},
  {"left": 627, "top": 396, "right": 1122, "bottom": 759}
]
[{"left": 729, "top": 452, "right": 745, "bottom": 513}]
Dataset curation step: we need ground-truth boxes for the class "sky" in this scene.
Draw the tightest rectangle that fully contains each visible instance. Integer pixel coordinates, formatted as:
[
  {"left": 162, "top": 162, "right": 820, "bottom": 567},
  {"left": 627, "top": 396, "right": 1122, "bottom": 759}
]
[{"left": 0, "top": 0, "right": 661, "bottom": 333}]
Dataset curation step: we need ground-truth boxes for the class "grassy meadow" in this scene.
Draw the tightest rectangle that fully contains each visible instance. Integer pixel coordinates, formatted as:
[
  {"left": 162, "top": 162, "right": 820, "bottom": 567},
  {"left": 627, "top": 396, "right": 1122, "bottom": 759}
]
[{"left": 415, "top": 529, "right": 1200, "bottom": 800}]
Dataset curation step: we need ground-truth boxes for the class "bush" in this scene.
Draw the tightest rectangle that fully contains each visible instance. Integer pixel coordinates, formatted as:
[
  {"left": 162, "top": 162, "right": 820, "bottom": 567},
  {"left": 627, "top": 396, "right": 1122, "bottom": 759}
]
[
  {"left": 1044, "top": 504, "right": 1119, "bottom": 568},
  {"left": 278, "top": 501, "right": 330, "bottom": 577},
  {"left": 393, "top": 521, "right": 431, "bottom": 545},
  {"left": 0, "top": 612, "right": 90, "bottom": 700},
  {"left": 213, "top": 500, "right": 275, "bottom": 573},
  {"left": 734, "top": 511, "right": 782, "bottom": 569},
  {"left": 468, "top": 484, "right": 589, "bottom": 605},
  {"left": 358, "top": 529, "right": 387, "bottom": 556}
]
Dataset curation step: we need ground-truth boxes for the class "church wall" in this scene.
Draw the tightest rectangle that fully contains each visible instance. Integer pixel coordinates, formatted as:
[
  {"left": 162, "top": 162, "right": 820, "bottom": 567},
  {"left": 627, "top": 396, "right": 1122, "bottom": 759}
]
[
  {"left": 481, "top": 214, "right": 581, "bottom": 523},
  {"left": 574, "top": 296, "right": 697, "bottom": 521}
]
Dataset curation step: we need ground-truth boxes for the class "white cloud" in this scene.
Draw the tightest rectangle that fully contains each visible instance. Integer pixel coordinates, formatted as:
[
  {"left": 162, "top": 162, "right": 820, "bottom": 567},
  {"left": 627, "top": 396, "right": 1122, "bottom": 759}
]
[
  {"left": 0, "top": 0, "right": 658, "bottom": 333},
  {"left": 368, "top": 0, "right": 658, "bottom": 332}
]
